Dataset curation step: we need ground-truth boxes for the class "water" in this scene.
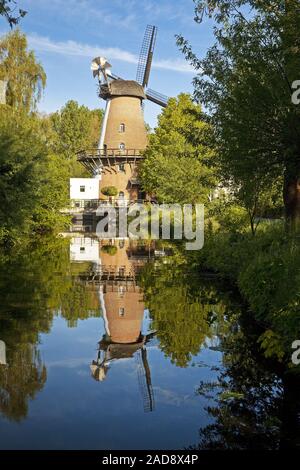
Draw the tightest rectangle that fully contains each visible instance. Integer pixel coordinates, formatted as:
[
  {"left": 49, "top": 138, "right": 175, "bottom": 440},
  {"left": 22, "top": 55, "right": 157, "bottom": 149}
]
[{"left": 0, "top": 236, "right": 298, "bottom": 449}]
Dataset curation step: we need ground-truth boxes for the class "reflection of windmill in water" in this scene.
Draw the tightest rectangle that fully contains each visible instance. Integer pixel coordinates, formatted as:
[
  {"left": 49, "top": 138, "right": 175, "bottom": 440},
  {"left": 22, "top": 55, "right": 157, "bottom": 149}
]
[
  {"left": 0, "top": 340, "right": 6, "bottom": 366},
  {"left": 89, "top": 240, "right": 156, "bottom": 413},
  {"left": 91, "top": 332, "right": 156, "bottom": 413}
]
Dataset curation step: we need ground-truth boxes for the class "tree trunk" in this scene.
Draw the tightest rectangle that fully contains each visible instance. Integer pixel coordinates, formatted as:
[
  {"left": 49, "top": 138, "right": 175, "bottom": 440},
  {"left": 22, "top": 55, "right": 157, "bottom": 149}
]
[{"left": 283, "top": 170, "right": 300, "bottom": 232}]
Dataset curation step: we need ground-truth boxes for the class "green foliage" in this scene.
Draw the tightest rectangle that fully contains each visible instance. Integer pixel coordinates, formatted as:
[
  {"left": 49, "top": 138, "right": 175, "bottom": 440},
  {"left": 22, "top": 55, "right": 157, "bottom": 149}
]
[
  {"left": 177, "top": 1, "right": 300, "bottom": 229},
  {"left": 257, "top": 330, "right": 285, "bottom": 362},
  {"left": 0, "top": 106, "right": 69, "bottom": 243},
  {"left": 140, "top": 93, "right": 216, "bottom": 204},
  {"left": 101, "top": 185, "right": 118, "bottom": 197},
  {"left": 140, "top": 258, "right": 226, "bottom": 367},
  {"left": 101, "top": 244, "right": 117, "bottom": 255},
  {"left": 0, "top": 31, "right": 104, "bottom": 242},
  {"left": 210, "top": 200, "right": 250, "bottom": 234},
  {"left": 0, "top": 29, "right": 46, "bottom": 112},
  {"left": 195, "top": 318, "right": 284, "bottom": 450},
  {"left": 0, "top": 237, "right": 101, "bottom": 420},
  {"left": 50, "top": 100, "right": 103, "bottom": 177},
  {"left": 197, "top": 220, "right": 300, "bottom": 363}
]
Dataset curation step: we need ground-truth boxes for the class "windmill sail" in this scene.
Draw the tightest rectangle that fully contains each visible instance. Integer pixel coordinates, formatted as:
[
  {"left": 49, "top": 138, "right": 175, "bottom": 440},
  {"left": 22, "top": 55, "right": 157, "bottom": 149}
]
[
  {"left": 0, "top": 340, "right": 6, "bottom": 365},
  {"left": 136, "top": 347, "right": 155, "bottom": 413},
  {"left": 146, "top": 88, "right": 168, "bottom": 108},
  {"left": 136, "top": 25, "right": 157, "bottom": 89}
]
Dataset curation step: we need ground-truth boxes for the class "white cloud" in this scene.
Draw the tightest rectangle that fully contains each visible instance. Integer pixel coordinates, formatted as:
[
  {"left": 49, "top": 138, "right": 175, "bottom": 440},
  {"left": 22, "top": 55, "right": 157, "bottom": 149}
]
[
  {"left": 27, "top": 33, "right": 194, "bottom": 74},
  {"left": 23, "top": 0, "right": 137, "bottom": 29}
]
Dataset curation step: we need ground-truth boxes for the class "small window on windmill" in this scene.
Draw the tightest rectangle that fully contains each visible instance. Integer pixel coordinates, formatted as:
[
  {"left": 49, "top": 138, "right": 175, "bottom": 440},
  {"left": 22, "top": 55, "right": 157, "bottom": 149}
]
[
  {"left": 119, "top": 123, "right": 125, "bottom": 133},
  {"left": 119, "top": 266, "right": 125, "bottom": 276},
  {"left": 119, "top": 307, "right": 125, "bottom": 317},
  {"left": 118, "top": 163, "right": 125, "bottom": 173},
  {"left": 80, "top": 246, "right": 85, "bottom": 252},
  {"left": 80, "top": 185, "right": 85, "bottom": 193},
  {"left": 118, "top": 286, "right": 125, "bottom": 298},
  {"left": 119, "top": 142, "right": 125, "bottom": 151}
]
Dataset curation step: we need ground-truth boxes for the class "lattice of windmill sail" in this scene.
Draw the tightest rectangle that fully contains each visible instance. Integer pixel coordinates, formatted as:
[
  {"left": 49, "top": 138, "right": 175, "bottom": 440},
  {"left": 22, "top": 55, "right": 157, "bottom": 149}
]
[{"left": 135, "top": 347, "right": 155, "bottom": 413}]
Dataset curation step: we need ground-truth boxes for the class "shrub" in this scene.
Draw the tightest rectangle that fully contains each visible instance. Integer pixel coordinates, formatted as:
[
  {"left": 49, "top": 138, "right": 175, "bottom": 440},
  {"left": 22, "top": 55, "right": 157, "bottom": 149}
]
[
  {"left": 101, "top": 245, "right": 117, "bottom": 256},
  {"left": 101, "top": 186, "right": 118, "bottom": 197}
]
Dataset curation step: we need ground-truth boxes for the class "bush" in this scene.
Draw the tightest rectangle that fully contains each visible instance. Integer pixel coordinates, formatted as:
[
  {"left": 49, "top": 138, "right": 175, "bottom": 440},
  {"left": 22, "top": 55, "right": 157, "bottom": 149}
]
[
  {"left": 101, "top": 186, "right": 118, "bottom": 197},
  {"left": 101, "top": 245, "right": 117, "bottom": 256},
  {"left": 195, "top": 219, "right": 300, "bottom": 364}
]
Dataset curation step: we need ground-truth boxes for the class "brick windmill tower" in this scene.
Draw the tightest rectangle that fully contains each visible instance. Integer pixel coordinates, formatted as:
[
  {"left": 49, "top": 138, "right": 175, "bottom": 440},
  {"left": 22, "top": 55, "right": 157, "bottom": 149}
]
[{"left": 78, "top": 25, "right": 168, "bottom": 205}]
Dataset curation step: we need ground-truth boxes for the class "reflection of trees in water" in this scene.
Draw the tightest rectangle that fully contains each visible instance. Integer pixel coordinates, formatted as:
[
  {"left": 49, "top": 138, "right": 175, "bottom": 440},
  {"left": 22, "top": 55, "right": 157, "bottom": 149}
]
[
  {"left": 140, "top": 258, "right": 229, "bottom": 367},
  {"left": 0, "top": 345, "right": 46, "bottom": 421},
  {"left": 196, "top": 325, "right": 283, "bottom": 449},
  {"left": 141, "top": 255, "right": 300, "bottom": 449},
  {"left": 0, "top": 238, "right": 101, "bottom": 421},
  {"left": 193, "top": 312, "right": 300, "bottom": 449}
]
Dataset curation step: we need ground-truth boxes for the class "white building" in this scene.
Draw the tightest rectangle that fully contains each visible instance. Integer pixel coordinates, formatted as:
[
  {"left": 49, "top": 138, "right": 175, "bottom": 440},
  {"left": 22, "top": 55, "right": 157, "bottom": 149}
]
[
  {"left": 70, "top": 178, "right": 100, "bottom": 201},
  {"left": 70, "top": 237, "right": 100, "bottom": 265}
]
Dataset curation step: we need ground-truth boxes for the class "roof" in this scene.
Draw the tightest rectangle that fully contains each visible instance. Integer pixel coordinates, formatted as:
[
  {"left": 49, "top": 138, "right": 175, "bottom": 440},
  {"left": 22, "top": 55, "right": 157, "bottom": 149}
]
[{"left": 109, "top": 80, "right": 146, "bottom": 99}]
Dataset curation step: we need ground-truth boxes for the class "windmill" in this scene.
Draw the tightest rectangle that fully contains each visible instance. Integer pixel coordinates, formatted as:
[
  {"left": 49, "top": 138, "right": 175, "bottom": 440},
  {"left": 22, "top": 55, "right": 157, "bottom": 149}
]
[
  {"left": 77, "top": 26, "right": 169, "bottom": 203},
  {"left": 90, "top": 332, "right": 156, "bottom": 413}
]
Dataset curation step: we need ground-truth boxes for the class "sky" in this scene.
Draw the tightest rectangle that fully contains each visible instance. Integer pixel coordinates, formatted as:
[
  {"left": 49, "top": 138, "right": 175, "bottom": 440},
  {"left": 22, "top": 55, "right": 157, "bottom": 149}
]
[{"left": 0, "top": 0, "right": 215, "bottom": 128}]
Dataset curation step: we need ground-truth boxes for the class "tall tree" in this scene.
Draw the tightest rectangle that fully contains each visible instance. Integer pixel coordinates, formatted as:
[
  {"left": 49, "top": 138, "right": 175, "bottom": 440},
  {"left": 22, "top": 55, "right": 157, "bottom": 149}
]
[
  {"left": 0, "top": 106, "right": 69, "bottom": 242},
  {"left": 140, "top": 93, "right": 216, "bottom": 204},
  {"left": 50, "top": 100, "right": 104, "bottom": 176},
  {"left": 177, "top": 0, "right": 300, "bottom": 230},
  {"left": 0, "top": 29, "right": 46, "bottom": 112}
]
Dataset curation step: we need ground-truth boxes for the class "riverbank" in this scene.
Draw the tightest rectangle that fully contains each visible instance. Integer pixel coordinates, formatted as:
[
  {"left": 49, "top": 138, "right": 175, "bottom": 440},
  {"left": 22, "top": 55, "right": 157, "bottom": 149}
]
[{"left": 188, "top": 220, "right": 300, "bottom": 367}]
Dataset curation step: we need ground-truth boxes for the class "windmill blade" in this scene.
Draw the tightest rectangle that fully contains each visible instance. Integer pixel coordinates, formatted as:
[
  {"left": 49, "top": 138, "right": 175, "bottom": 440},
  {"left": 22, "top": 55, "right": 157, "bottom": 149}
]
[
  {"left": 136, "top": 25, "right": 157, "bottom": 88},
  {"left": 135, "top": 348, "right": 155, "bottom": 413},
  {"left": 110, "top": 72, "right": 124, "bottom": 81},
  {"left": 146, "top": 88, "right": 169, "bottom": 108}
]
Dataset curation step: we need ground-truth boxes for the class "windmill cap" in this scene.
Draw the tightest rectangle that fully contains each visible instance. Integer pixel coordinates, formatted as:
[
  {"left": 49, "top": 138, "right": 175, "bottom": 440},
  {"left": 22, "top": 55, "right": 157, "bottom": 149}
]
[{"left": 109, "top": 80, "right": 146, "bottom": 100}]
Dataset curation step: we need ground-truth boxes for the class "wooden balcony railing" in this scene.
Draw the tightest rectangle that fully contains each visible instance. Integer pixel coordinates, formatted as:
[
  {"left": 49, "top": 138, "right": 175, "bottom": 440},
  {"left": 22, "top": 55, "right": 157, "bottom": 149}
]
[
  {"left": 77, "top": 148, "right": 144, "bottom": 159},
  {"left": 77, "top": 148, "right": 145, "bottom": 173},
  {"left": 66, "top": 199, "right": 156, "bottom": 212}
]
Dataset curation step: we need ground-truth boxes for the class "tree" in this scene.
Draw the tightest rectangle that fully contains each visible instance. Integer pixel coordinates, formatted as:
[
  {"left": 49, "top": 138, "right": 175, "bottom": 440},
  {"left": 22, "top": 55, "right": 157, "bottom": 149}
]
[
  {"left": 140, "top": 93, "right": 216, "bottom": 204},
  {"left": 0, "top": 1, "right": 26, "bottom": 26},
  {"left": 0, "top": 106, "right": 69, "bottom": 243},
  {"left": 0, "top": 237, "right": 101, "bottom": 420},
  {"left": 50, "top": 100, "right": 104, "bottom": 176},
  {"left": 176, "top": 0, "right": 300, "bottom": 231},
  {"left": 0, "top": 29, "right": 46, "bottom": 112}
]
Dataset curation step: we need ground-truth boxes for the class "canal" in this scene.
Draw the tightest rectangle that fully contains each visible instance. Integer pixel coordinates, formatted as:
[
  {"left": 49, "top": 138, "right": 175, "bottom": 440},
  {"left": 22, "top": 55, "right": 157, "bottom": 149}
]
[{"left": 0, "top": 236, "right": 298, "bottom": 449}]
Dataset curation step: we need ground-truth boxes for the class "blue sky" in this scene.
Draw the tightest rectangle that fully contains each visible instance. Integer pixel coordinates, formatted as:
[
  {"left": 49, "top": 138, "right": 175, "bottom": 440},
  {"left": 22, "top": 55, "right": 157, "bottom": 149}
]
[{"left": 0, "top": 0, "right": 214, "bottom": 127}]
